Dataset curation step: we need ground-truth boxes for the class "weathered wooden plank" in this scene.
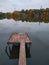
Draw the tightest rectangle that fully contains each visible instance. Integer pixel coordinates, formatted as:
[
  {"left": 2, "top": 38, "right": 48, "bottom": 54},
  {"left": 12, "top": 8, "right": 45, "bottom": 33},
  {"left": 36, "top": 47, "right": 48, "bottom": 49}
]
[
  {"left": 7, "top": 33, "right": 31, "bottom": 44},
  {"left": 19, "top": 40, "right": 26, "bottom": 65}
]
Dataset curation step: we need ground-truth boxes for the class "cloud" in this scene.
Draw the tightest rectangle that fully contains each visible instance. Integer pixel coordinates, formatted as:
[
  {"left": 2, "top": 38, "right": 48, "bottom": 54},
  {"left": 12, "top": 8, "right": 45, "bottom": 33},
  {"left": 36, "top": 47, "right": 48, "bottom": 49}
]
[{"left": 0, "top": 0, "right": 49, "bottom": 12}]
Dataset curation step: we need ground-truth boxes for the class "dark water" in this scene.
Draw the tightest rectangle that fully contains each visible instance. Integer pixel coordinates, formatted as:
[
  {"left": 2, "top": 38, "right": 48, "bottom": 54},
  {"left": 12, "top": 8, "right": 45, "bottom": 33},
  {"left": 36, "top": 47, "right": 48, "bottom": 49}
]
[{"left": 0, "top": 19, "right": 49, "bottom": 65}]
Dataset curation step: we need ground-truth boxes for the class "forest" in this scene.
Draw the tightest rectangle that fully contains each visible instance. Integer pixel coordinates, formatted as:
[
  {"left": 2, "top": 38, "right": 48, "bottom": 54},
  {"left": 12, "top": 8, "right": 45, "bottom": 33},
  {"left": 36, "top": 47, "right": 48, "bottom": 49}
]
[{"left": 0, "top": 8, "right": 49, "bottom": 22}]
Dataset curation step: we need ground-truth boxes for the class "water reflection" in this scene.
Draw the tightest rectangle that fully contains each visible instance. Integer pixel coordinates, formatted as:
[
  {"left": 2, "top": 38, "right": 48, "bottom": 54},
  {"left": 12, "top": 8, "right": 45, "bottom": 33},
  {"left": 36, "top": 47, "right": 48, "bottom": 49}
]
[
  {"left": 0, "top": 19, "right": 49, "bottom": 65},
  {"left": 5, "top": 44, "right": 31, "bottom": 59},
  {"left": 5, "top": 44, "right": 20, "bottom": 59},
  {"left": 0, "top": 18, "right": 49, "bottom": 23},
  {"left": 26, "top": 44, "right": 31, "bottom": 58}
]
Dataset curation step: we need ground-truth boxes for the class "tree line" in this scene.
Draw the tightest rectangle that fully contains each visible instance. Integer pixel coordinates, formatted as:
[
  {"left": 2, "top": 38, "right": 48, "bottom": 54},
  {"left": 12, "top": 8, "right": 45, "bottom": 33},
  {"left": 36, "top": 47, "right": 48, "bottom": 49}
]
[{"left": 0, "top": 8, "right": 49, "bottom": 22}]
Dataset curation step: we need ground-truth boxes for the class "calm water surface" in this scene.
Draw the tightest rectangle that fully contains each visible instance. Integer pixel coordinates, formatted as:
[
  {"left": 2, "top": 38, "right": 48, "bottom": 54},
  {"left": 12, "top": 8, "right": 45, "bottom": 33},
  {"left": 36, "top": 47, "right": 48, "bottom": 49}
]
[{"left": 0, "top": 19, "right": 49, "bottom": 65}]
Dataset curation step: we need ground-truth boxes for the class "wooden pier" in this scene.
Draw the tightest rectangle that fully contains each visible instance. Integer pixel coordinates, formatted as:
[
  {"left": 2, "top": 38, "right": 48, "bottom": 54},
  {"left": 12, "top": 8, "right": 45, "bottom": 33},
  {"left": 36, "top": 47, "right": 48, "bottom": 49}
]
[{"left": 7, "top": 33, "right": 32, "bottom": 65}]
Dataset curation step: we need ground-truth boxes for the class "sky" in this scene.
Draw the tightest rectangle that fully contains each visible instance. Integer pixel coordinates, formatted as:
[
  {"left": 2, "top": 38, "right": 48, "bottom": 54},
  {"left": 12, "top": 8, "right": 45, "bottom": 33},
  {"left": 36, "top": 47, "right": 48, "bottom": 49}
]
[{"left": 0, "top": 0, "right": 49, "bottom": 12}]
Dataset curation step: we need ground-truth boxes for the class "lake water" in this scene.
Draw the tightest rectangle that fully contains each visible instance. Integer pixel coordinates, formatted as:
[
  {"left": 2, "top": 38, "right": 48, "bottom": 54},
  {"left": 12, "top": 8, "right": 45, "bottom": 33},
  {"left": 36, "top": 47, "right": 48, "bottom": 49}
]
[{"left": 0, "top": 19, "right": 49, "bottom": 65}]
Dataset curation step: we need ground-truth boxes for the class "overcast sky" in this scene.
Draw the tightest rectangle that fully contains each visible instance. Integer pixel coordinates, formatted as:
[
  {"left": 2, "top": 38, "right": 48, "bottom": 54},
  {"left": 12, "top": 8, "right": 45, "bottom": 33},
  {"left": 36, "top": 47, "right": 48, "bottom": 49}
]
[{"left": 0, "top": 0, "right": 49, "bottom": 12}]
